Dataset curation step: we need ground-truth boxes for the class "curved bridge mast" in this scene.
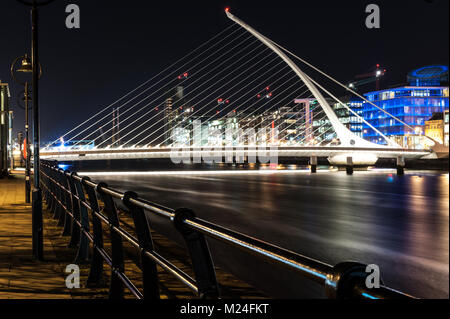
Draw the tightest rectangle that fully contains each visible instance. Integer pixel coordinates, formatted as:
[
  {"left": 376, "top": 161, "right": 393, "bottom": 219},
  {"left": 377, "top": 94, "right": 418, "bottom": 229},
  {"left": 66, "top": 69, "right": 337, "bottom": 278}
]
[{"left": 225, "top": 10, "right": 385, "bottom": 148}]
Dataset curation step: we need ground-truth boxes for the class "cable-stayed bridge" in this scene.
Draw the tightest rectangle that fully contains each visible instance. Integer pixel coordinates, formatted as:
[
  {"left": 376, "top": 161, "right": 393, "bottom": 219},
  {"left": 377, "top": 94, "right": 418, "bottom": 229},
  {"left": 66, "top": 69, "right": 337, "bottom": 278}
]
[{"left": 41, "top": 10, "right": 442, "bottom": 165}]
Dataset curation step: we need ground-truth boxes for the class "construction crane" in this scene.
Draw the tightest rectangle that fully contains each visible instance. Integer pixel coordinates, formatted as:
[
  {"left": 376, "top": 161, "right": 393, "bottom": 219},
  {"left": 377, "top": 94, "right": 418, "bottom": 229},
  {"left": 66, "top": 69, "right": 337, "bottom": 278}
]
[{"left": 348, "top": 64, "right": 387, "bottom": 91}]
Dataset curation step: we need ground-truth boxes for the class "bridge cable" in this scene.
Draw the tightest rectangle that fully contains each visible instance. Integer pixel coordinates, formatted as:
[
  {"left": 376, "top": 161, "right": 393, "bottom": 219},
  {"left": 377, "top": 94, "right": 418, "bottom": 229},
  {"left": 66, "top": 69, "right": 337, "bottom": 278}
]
[
  {"left": 70, "top": 29, "right": 251, "bottom": 147},
  {"left": 49, "top": 24, "right": 238, "bottom": 147},
  {"left": 266, "top": 36, "right": 418, "bottom": 133},
  {"left": 118, "top": 56, "right": 287, "bottom": 148},
  {"left": 103, "top": 45, "right": 277, "bottom": 148},
  {"left": 130, "top": 55, "right": 293, "bottom": 146},
  {"left": 159, "top": 77, "right": 304, "bottom": 148},
  {"left": 94, "top": 40, "right": 271, "bottom": 148},
  {"left": 74, "top": 33, "right": 259, "bottom": 147},
  {"left": 150, "top": 69, "right": 301, "bottom": 147}
]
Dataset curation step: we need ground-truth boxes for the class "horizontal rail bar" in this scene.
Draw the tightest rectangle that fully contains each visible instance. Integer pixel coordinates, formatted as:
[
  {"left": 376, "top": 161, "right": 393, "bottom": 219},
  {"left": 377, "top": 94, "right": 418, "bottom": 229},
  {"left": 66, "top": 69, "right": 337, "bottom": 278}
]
[
  {"left": 40, "top": 169, "right": 198, "bottom": 295},
  {"left": 39, "top": 161, "right": 415, "bottom": 299}
]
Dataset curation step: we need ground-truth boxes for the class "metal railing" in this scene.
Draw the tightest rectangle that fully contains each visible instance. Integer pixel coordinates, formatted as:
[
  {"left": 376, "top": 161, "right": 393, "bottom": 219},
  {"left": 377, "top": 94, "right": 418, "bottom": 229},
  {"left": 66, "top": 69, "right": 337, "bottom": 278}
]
[{"left": 39, "top": 160, "right": 415, "bottom": 299}]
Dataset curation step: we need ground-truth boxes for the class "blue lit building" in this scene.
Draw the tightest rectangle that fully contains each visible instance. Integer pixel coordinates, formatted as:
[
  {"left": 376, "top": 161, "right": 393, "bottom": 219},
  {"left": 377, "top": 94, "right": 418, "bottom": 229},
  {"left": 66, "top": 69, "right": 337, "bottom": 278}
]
[{"left": 362, "top": 65, "right": 449, "bottom": 148}]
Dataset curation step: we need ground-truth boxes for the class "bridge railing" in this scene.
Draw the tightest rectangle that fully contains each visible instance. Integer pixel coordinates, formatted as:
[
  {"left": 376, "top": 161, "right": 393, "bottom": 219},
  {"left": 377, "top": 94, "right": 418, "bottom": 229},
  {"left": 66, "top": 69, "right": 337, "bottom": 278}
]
[{"left": 39, "top": 160, "right": 414, "bottom": 299}]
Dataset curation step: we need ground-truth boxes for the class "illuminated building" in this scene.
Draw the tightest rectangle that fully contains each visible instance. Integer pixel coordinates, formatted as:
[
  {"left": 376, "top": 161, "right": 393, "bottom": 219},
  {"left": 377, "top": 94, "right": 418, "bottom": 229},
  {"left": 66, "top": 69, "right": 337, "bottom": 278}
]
[
  {"left": 311, "top": 98, "right": 335, "bottom": 144},
  {"left": 362, "top": 65, "right": 449, "bottom": 148},
  {"left": 165, "top": 86, "right": 191, "bottom": 146},
  {"left": 424, "top": 113, "right": 444, "bottom": 147},
  {"left": 333, "top": 96, "right": 364, "bottom": 138},
  {"left": 444, "top": 110, "right": 449, "bottom": 147},
  {"left": 1, "top": 81, "right": 11, "bottom": 177}
]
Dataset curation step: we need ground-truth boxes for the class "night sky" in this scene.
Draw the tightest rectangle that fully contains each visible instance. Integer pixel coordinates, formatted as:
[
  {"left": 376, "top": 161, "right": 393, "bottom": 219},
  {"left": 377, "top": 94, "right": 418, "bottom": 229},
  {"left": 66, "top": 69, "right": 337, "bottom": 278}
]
[{"left": 0, "top": 0, "right": 448, "bottom": 143}]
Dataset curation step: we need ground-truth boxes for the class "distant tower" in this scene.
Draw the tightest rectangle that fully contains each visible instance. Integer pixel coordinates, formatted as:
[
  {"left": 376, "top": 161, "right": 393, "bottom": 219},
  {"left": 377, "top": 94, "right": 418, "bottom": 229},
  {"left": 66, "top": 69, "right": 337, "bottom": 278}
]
[
  {"left": 164, "top": 86, "right": 185, "bottom": 146},
  {"left": 164, "top": 97, "right": 173, "bottom": 146},
  {"left": 295, "top": 98, "right": 314, "bottom": 144}
]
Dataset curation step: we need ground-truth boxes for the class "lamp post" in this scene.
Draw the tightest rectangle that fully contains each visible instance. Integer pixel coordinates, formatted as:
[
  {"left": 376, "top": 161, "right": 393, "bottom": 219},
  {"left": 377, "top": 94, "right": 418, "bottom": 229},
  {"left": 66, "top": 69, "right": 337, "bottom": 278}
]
[
  {"left": 11, "top": 54, "right": 34, "bottom": 203},
  {"left": 16, "top": 0, "right": 54, "bottom": 261}
]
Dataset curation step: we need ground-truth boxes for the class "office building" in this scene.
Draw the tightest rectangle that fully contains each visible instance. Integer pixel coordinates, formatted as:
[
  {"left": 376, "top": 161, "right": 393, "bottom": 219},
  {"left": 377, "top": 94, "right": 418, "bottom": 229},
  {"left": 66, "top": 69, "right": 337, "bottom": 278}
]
[
  {"left": 362, "top": 65, "right": 449, "bottom": 148},
  {"left": 1, "top": 82, "right": 11, "bottom": 177}
]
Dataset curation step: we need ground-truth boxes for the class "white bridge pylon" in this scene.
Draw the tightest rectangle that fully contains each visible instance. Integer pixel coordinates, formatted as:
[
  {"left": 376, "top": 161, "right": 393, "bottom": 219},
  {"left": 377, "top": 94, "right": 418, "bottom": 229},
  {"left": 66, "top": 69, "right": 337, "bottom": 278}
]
[{"left": 225, "top": 10, "right": 395, "bottom": 149}]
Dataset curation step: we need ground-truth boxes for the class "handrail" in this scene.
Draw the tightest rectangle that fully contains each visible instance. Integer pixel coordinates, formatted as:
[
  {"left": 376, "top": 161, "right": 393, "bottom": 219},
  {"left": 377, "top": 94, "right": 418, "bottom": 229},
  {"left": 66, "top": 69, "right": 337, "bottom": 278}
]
[{"left": 38, "top": 160, "right": 415, "bottom": 299}]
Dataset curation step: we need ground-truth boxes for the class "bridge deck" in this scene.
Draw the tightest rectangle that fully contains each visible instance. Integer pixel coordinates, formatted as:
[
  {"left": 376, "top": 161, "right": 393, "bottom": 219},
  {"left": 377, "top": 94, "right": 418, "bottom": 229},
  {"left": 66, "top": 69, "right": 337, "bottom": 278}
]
[{"left": 41, "top": 146, "right": 432, "bottom": 162}]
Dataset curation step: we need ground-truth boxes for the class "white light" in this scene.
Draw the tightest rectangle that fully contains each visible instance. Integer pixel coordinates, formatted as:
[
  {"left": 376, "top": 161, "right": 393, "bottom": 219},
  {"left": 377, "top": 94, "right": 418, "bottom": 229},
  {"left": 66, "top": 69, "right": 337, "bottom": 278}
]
[{"left": 79, "top": 169, "right": 324, "bottom": 177}]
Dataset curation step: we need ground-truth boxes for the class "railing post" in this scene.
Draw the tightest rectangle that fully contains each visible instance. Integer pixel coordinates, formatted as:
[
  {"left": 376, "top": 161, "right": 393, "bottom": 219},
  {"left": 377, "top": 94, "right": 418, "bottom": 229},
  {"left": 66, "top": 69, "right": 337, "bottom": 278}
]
[
  {"left": 60, "top": 170, "right": 72, "bottom": 237},
  {"left": 45, "top": 163, "right": 58, "bottom": 217},
  {"left": 346, "top": 157, "right": 354, "bottom": 175},
  {"left": 84, "top": 181, "right": 104, "bottom": 286},
  {"left": 55, "top": 169, "right": 66, "bottom": 226},
  {"left": 173, "top": 208, "right": 219, "bottom": 299},
  {"left": 73, "top": 175, "right": 90, "bottom": 263},
  {"left": 122, "top": 191, "right": 160, "bottom": 299},
  {"left": 67, "top": 172, "right": 81, "bottom": 248},
  {"left": 97, "top": 183, "right": 125, "bottom": 299},
  {"left": 310, "top": 156, "right": 317, "bottom": 173},
  {"left": 397, "top": 156, "right": 405, "bottom": 176}
]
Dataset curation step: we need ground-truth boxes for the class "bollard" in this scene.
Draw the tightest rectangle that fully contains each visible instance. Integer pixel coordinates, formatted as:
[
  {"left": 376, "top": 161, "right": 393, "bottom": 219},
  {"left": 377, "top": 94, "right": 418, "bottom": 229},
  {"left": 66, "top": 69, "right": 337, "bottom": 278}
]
[
  {"left": 346, "top": 157, "right": 353, "bottom": 175},
  {"left": 310, "top": 156, "right": 317, "bottom": 173},
  {"left": 397, "top": 156, "right": 405, "bottom": 176}
]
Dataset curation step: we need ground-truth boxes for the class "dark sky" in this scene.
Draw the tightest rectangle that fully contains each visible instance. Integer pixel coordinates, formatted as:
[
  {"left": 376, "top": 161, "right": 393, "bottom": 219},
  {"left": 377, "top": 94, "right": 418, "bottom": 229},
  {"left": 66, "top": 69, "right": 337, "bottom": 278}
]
[{"left": 0, "top": 0, "right": 448, "bottom": 142}]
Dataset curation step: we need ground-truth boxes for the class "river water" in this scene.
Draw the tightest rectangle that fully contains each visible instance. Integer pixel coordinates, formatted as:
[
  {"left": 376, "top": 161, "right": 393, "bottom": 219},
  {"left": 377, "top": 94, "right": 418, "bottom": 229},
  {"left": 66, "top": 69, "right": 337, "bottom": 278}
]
[{"left": 86, "top": 167, "right": 449, "bottom": 299}]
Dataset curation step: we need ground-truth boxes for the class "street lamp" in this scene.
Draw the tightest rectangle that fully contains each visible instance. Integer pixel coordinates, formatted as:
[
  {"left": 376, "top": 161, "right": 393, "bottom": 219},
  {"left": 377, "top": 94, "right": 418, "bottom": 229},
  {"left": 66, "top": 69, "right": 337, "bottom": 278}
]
[
  {"left": 16, "top": 0, "right": 55, "bottom": 261},
  {"left": 11, "top": 54, "right": 35, "bottom": 204}
]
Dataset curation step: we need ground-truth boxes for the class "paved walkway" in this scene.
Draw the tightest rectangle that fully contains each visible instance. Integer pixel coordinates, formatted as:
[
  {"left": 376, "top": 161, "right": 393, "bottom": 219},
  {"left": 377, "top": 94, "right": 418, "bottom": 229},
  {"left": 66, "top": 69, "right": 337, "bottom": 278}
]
[{"left": 0, "top": 174, "right": 72, "bottom": 299}]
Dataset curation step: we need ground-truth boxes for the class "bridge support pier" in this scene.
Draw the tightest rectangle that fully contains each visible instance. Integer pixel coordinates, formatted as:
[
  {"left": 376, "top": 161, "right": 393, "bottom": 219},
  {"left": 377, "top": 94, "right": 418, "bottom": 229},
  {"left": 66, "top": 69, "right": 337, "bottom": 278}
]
[
  {"left": 310, "top": 156, "right": 317, "bottom": 173},
  {"left": 346, "top": 157, "right": 353, "bottom": 175},
  {"left": 397, "top": 156, "right": 405, "bottom": 176}
]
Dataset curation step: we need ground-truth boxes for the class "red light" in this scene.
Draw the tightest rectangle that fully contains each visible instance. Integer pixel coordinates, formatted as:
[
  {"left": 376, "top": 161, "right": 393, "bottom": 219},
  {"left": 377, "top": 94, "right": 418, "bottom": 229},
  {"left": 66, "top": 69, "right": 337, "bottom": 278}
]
[
  {"left": 226, "top": 100, "right": 230, "bottom": 104},
  {"left": 225, "top": 7, "right": 230, "bottom": 12},
  {"left": 257, "top": 94, "right": 261, "bottom": 98},
  {"left": 266, "top": 86, "right": 270, "bottom": 91},
  {"left": 178, "top": 76, "right": 181, "bottom": 79},
  {"left": 376, "top": 64, "right": 380, "bottom": 68},
  {"left": 268, "top": 92, "right": 272, "bottom": 97},
  {"left": 184, "top": 72, "right": 188, "bottom": 77},
  {"left": 155, "top": 107, "right": 159, "bottom": 111},
  {"left": 234, "top": 110, "right": 236, "bottom": 113}
]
